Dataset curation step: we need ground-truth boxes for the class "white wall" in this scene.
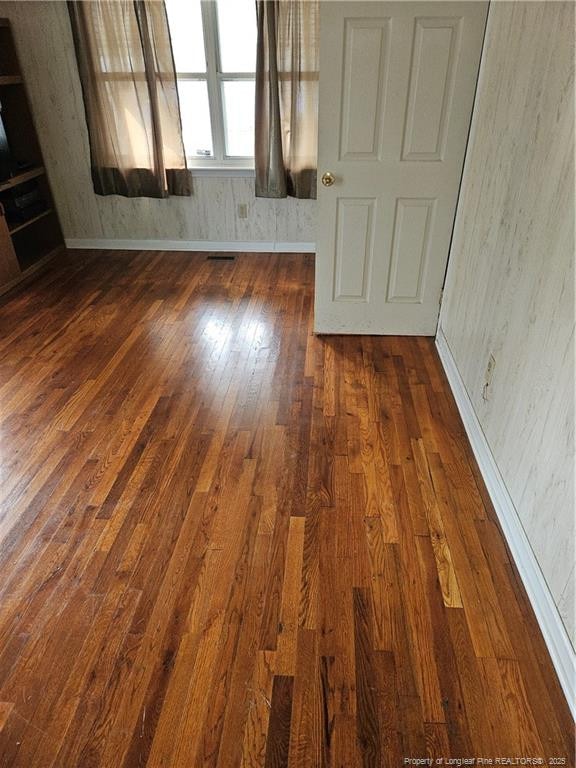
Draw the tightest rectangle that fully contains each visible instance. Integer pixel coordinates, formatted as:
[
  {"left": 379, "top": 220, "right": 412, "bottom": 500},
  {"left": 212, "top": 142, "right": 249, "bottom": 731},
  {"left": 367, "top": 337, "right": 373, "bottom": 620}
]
[
  {"left": 439, "top": 1, "right": 575, "bottom": 646},
  {"left": 2, "top": 1, "right": 317, "bottom": 245}
]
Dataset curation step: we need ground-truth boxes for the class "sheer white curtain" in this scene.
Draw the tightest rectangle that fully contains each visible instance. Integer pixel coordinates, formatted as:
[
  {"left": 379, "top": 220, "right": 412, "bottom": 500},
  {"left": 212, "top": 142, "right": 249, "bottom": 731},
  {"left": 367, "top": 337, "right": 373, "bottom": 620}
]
[
  {"left": 68, "top": 0, "right": 191, "bottom": 198},
  {"left": 255, "top": 0, "right": 319, "bottom": 199}
]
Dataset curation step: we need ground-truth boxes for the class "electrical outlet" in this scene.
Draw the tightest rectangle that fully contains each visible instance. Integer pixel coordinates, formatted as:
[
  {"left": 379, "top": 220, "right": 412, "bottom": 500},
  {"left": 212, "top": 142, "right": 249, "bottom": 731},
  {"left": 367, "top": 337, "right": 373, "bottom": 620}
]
[
  {"left": 482, "top": 354, "right": 496, "bottom": 401},
  {"left": 237, "top": 203, "right": 248, "bottom": 219}
]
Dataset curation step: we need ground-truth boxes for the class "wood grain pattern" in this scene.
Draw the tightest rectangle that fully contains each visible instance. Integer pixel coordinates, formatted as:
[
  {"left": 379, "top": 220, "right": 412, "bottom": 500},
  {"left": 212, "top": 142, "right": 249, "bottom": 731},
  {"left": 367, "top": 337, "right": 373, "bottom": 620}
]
[{"left": 0, "top": 250, "right": 572, "bottom": 767}]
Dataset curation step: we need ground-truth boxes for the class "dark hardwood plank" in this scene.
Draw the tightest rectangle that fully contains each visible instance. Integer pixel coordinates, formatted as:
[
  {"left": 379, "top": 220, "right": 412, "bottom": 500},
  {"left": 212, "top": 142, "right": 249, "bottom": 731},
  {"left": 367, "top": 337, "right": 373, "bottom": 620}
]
[
  {"left": 352, "top": 587, "right": 381, "bottom": 767},
  {"left": 264, "top": 675, "right": 294, "bottom": 768}
]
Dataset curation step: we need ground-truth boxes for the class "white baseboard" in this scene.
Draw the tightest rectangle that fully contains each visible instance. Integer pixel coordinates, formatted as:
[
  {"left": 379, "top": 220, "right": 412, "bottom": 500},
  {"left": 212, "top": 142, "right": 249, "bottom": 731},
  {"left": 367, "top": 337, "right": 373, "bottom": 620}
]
[
  {"left": 435, "top": 327, "right": 575, "bottom": 719},
  {"left": 65, "top": 238, "right": 316, "bottom": 254}
]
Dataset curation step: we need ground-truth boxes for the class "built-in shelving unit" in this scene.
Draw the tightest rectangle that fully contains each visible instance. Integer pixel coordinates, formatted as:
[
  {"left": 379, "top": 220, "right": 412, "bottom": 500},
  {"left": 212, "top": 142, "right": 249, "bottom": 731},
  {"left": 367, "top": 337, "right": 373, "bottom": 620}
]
[{"left": 0, "top": 18, "right": 63, "bottom": 296}]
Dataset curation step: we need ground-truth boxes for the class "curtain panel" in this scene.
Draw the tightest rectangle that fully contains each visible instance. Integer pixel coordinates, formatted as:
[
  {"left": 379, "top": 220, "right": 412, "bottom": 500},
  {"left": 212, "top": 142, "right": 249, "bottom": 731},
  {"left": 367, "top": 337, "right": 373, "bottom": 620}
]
[
  {"left": 68, "top": 0, "right": 190, "bottom": 199},
  {"left": 255, "top": 0, "right": 319, "bottom": 199}
]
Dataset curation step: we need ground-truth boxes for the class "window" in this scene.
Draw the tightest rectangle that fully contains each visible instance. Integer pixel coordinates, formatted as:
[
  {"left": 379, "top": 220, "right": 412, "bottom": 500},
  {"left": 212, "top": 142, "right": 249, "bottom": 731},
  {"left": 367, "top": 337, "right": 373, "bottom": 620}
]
[{"left": 165, "top": 0, "right": 257, "bottom": 168}]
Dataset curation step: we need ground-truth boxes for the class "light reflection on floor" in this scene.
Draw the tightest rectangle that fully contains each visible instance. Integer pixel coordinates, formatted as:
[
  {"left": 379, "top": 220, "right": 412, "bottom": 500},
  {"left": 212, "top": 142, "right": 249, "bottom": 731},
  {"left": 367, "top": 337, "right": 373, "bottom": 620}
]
[{"left": 201, "top": 316, "right": 269, "bottom": 354}]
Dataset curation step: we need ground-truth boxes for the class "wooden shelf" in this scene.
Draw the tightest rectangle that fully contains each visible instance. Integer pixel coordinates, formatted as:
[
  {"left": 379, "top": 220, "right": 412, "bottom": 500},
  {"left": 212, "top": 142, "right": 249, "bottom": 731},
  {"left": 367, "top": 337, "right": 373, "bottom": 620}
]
[
  {"left": 0, "top": 75, "right": 22, "bottom": 85},
  {"left": 9, "top": 208, "right": 53, "bottom": 235},
  {"left": 0, "top": 18, "right": 64, "bottom": 292},
  {"left": 0, "top": 166, "right": 45, "bottom": 192}
]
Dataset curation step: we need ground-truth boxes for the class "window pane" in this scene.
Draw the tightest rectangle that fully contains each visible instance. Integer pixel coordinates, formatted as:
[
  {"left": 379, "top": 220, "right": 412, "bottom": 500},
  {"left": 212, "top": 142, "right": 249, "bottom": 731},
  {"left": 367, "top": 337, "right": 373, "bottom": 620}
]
[
  {"left": 177, "top": 80, "right": 213, "bottom": 157},
  {"left": 165, "top": 0, "right": 206, "bottom": 73},
  {"left": 217, "top": 0, "right": 257, "bottom": 73},
  {"left": 222, "top": 80, "right": 255, "bottom": 157}
]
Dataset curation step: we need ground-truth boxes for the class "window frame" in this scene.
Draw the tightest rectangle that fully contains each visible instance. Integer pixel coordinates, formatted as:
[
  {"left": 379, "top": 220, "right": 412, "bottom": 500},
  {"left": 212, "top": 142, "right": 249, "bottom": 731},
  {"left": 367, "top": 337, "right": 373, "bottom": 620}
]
[{"left": 174, "top": 0, "right": 256, "bottom": 169}]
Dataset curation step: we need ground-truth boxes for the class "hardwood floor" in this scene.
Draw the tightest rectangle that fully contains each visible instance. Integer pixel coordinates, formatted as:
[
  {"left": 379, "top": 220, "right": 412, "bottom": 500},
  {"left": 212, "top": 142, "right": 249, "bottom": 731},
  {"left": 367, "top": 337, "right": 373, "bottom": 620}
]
[{"left": 0, "top": 250, "right": 572, "bottom": 767}]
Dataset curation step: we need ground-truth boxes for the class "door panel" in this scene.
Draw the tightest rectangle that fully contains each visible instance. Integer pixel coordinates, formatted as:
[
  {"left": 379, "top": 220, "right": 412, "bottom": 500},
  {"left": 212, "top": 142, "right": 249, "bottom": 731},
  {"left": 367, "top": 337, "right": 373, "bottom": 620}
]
[
  {"left": 402, "top": 17, "right": 461, "bottom": 161},
  {"left": 387, "top": 197, "right": 435, "bottom": 302},
  {"left": 315, "top": 2, "right": 488, "bottom": 335},
  {"left": 340, "top": 19, "right": 390, "bottom": 159},
  {"left": 334, "top": 198, "right": 376, "bottom": 300}
]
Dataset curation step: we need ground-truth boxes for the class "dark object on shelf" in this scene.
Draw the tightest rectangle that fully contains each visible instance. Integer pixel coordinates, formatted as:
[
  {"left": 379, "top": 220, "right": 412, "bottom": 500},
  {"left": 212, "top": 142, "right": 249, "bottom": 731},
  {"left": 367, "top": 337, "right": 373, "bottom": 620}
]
[
  {"left": 11, "top": 187, "right": 40, "bottom": 209},
  {"left": 1, "top": 178, "right": 42, "bottom": 221},
  {"left": 1, "top": 179, "right": 47, "bottom": 226}
]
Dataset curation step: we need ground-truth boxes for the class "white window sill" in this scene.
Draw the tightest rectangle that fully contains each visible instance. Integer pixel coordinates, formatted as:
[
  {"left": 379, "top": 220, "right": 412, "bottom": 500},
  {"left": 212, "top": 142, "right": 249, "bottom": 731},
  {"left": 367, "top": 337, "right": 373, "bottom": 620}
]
[{"left": 188, "top": 167, "right": 255, "bottom": 178}]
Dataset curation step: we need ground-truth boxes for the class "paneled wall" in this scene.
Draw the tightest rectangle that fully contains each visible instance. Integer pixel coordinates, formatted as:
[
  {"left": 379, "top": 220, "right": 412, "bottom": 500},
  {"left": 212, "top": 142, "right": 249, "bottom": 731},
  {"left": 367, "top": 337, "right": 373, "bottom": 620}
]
[
  {"left": 2, "top": 2, "right": 316, "bottom": 245},
  {"left": 440, "top": 1, "right": 575, "bottom": 645}
]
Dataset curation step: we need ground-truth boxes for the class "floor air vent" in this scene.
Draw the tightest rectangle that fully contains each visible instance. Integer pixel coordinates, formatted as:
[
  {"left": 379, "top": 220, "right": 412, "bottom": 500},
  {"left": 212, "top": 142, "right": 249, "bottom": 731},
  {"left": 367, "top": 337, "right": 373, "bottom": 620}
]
[{"left": 207, "top": 255, "right": 235, "bottom": 261}]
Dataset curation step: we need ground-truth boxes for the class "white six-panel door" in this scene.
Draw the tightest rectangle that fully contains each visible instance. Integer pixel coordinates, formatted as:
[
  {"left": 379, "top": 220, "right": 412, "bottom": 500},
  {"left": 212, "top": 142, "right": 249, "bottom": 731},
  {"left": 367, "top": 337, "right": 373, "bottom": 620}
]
[{"left": 315, "top": 1, "right": 488, "bottom": 335}]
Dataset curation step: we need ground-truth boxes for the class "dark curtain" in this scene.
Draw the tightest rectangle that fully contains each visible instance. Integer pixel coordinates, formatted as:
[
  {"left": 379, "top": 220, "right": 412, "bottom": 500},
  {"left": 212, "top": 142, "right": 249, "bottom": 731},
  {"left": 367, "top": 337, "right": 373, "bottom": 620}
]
[
  {"left": 255, "top": 0, "right": 319, "bottom": 199},
  {"left": 68, "top": 0, "right": 191, "bottom": 198}
]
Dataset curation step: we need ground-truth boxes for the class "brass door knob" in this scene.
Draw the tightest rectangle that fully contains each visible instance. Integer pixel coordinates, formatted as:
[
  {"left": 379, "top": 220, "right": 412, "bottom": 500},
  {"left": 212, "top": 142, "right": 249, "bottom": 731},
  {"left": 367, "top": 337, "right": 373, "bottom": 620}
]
[{"left": 321, "top": 171, "right": 335, "bottom": 187}]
